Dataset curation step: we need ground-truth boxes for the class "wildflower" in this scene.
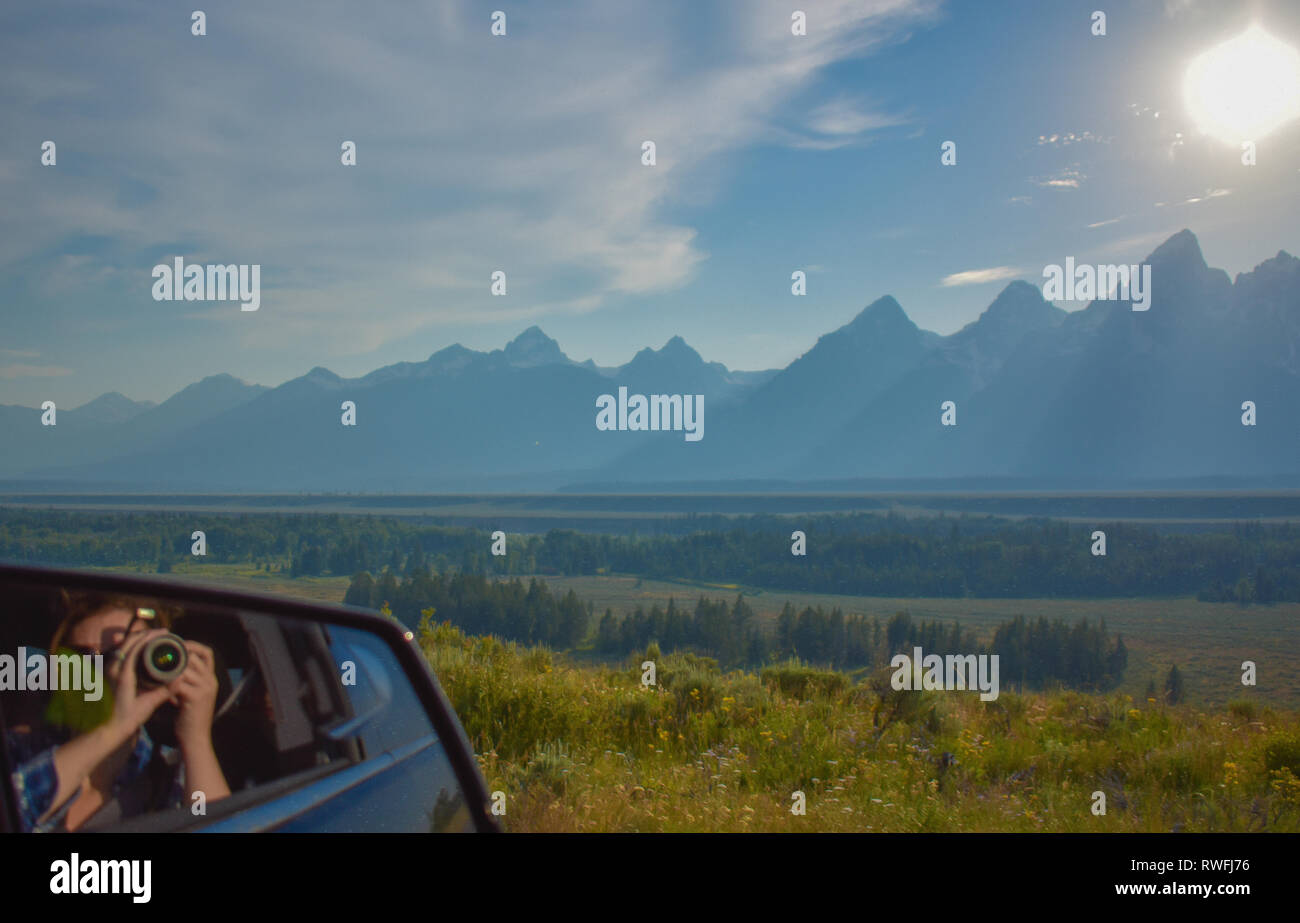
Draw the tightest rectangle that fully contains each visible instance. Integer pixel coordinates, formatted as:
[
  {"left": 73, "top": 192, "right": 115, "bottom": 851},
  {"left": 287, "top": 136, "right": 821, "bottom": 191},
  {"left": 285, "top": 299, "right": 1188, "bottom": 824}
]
[{"left": 1270, "top": 769, "right": 1300, "bottom": 804}]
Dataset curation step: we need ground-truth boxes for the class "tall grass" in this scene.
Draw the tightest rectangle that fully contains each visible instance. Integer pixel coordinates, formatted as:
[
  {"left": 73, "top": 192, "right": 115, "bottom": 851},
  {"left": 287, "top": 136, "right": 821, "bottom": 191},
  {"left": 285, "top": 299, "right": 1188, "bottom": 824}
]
[{"left": 419, "top": 616, "right": 1300, "bottom": 832}]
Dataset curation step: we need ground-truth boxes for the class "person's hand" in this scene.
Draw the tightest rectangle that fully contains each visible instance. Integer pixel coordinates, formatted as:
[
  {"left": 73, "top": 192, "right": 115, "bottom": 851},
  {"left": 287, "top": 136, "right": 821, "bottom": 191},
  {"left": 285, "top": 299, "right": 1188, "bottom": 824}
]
[
  {"left": 104, "top": 628, "right": 175, "bottom": 743},
  {"left": 170, "top": 641, "right": 220, "bottom": 751}
]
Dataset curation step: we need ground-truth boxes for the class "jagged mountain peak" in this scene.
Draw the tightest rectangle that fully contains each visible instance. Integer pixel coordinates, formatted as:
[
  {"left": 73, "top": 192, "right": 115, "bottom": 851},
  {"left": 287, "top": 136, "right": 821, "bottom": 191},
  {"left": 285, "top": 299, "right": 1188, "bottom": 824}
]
[
  {"left": 852, "top": 295, "right": 909, "bottom": 326},
  {"left": 302, "top": 366, "right": 344, "bottom": 386},
  {"left": 955, "top": 281, "right": 1064, "bottom": 340},
  {"left": 503, "top": 326, "right": 568, "bottom": 367},
  {"left": 70, "top": 391, "right": 156, "bottom": 422},
  {"left": 1146, "top": 228, "right": 1206, "bottom": 270},
  {"left": 627, "top": 335, "right": 704, "bottom": 365}
]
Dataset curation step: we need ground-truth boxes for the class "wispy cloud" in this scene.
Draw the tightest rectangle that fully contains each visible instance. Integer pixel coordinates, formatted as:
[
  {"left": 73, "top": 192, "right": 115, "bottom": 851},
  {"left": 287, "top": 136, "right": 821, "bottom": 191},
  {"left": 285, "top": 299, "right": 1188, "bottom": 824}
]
[
  {"left": 1087, "top": 216, "right": 1125, "bottom": 229},
  {"left": 1032, "top": 166, "right": 1085, "bottom": 188},
  {"left": 940, "top": 266, "right": 1022, "bottom": 287},
  {"left": 0, "top": 0, "right": 944, "bottom": 357},
  {"left": 1154, "top": 188, "right": 1233, "bottom": 208},
  {"left": 1036, "top": 131, "right": 1111, "bottom": 147},
  {"left": 795, "top": 96, "right": 909, "bottom": 146}
]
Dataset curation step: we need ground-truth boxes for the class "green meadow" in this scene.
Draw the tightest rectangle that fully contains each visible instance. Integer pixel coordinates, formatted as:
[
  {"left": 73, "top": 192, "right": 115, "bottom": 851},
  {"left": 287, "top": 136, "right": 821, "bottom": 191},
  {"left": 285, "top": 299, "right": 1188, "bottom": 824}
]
[
  {"left": 421, "top": 619, "right": 1300, "bottom": 832},
  {"left": 118, "top": 563, "right": 1300, "bottom": 710},
  {"left": 91, "top": 561, "right": 1300, "bottom": 831}
]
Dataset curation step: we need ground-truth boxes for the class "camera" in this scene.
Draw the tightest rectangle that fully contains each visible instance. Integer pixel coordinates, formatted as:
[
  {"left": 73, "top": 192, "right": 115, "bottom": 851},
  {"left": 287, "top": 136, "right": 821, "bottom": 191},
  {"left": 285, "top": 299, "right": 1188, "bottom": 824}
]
[{"left": 138, "top": 633, "right": 188, "bottom": 686}]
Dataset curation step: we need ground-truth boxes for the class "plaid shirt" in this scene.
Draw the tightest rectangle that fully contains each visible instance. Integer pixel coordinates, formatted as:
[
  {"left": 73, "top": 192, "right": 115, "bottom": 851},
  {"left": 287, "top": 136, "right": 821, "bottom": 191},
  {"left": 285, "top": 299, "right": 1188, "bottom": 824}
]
[{"left": 7, "top": 724, "right": 184, "bottom": 833}]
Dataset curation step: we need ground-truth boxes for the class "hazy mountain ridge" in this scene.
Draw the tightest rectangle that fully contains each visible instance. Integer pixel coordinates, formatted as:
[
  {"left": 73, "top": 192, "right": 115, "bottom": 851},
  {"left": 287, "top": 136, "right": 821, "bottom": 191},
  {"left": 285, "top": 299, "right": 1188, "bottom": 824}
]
[
  {"left": 3, "top": 327, "right": 775, "bottom": 489},
  {"left": 5, "top": 230, "right": 1297, "bottom": 489}
]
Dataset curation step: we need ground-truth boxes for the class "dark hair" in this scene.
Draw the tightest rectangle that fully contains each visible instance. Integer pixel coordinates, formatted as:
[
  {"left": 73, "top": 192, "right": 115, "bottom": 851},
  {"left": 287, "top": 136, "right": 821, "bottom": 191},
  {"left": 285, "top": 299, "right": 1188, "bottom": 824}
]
[{"left": 49, "top": 590, "right": 176, "bottom": 653}]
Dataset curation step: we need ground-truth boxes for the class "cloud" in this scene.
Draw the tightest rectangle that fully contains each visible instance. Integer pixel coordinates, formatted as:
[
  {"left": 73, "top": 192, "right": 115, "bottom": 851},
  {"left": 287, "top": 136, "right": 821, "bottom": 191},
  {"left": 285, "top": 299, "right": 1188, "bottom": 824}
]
[
  {"left": 1087, "top": 217, "right": 1125, "bottom": 229},
  {"left": 797, "top": 96, "right": 909, "bottom": 145},
  {"left": 0, "top": 364, "right": 73, "bottom": 380},
  {"left": 1154, "top": 188, "right": 1233, "bottom": 208},
  {"left": 0, "top": 349, "right": 40, "bottom": 358},
  {"left": 1035, "top": 131, "right": 1111, "bottom": 147},
  {"left": 940, "top": 266, "right": 1022, "bottom": 287},
  {"left": 1185, "top": 188, "right": 1233, "bottom": 204},
  {"left": 1032, "top": 166, "right": 1085, "bottom": 188},
  {"left": 0, "top": 0, "right": 943, "bottom": 359}
]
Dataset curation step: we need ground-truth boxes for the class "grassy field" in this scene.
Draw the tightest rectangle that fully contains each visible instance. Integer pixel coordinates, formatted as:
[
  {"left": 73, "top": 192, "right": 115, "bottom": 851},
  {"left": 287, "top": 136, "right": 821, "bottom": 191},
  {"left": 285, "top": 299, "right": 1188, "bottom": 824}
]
[
  {"left": 421, "top": 619, "right": 1300, "bottom": 832},
  {"left": 109, "top": 562, "right": 1300, "bottom": 710},
  {"left": 98, "top": 562, "right": 353, "bottom": 604},
  {"left": 94, "top": 561, "right": 1300, "bottom": 831}
]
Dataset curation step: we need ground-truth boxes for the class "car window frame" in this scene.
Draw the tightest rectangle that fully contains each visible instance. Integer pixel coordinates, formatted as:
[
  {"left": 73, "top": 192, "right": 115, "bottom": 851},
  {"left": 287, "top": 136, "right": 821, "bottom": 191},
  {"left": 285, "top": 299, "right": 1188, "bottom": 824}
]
[{"left": 0, "top": 563, "right": 499, "bottom": 833}]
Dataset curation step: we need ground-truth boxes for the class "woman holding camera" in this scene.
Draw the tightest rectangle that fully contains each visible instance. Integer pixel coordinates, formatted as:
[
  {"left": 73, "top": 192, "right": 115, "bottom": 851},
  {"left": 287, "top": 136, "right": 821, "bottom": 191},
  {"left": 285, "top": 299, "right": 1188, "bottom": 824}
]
[{"left": 7, "top": 592, "right": 231, "bottom": 832}]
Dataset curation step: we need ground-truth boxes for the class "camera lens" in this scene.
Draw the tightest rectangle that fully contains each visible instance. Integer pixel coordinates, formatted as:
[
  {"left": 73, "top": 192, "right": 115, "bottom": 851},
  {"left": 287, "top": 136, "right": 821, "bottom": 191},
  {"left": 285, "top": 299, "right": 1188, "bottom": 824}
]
[{"left": 139, "top": 634, "right": 188, "bottom": 686}]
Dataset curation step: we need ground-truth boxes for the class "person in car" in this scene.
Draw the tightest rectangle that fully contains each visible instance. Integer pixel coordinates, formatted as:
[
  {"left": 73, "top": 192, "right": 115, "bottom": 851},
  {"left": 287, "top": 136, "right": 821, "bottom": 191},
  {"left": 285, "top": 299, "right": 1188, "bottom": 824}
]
[{"left": 6, "top": 591, "right": 231, "bottom": 831}]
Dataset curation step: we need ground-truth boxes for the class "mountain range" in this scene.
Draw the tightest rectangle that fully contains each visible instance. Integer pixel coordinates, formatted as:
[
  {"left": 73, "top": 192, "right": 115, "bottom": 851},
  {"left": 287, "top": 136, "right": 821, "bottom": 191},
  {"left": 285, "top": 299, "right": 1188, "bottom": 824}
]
[{"left": 3, "top": 229, "right": 1297, "bottom": 491}]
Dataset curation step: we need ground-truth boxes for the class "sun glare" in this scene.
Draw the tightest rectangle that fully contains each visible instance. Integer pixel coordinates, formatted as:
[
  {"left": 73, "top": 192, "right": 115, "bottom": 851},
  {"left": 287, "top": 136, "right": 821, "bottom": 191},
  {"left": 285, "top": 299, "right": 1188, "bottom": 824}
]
[{"left": 1183, "top": 25, "right": 1300, "bottom": 146}]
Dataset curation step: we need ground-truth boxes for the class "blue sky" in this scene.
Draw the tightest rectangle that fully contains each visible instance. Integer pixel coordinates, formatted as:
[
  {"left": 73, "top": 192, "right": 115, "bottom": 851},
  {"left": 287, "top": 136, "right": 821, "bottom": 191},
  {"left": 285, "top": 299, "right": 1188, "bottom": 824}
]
[{"left": 3, "top": 0, "right": 1300, "bottom": 408}]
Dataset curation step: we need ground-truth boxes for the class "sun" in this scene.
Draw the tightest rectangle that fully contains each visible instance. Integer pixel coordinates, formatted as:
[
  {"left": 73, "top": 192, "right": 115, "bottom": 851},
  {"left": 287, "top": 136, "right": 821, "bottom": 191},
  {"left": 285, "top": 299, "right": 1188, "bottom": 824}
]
[{"left": 1183, "top": 25, "right": 1300, "bottom": 146}]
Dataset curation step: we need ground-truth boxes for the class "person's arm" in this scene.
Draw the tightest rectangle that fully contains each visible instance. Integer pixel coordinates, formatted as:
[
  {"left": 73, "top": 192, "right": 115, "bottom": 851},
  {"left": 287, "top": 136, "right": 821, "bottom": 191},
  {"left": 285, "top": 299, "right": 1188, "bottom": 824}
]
[
  {"left": 173, "top": 642, "right": 231, "bottom": 804},
  {"left": 40, "top": 629, "right": 175, "bottom": 824}
]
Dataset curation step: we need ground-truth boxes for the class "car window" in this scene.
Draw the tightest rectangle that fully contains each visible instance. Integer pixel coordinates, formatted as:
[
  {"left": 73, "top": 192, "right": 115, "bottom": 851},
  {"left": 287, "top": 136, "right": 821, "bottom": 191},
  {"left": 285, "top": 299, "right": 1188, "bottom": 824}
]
[{"left": 0, "top": 583, "right": 468, "bottom": 832}]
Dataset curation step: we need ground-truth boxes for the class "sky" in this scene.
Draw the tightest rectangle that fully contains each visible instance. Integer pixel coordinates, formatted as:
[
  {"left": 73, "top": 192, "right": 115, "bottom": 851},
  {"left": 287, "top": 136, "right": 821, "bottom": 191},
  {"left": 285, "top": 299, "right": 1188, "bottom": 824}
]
[{"left": 2, "top": 0, "right": 1300, "bottom": 408}]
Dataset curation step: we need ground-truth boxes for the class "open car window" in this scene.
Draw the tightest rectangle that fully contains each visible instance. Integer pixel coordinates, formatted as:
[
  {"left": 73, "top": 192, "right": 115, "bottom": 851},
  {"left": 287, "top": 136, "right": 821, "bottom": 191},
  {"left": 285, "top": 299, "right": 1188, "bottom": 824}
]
[{"left": 0, "top": 580, "right": 471, "bottom": 833}]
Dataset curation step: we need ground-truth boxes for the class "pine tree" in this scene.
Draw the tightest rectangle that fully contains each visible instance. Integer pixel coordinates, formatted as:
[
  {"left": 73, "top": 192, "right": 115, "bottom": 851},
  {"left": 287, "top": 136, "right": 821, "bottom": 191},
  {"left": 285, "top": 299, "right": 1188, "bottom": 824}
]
[
  {"left": 1107, "top": 633, "right": 1128, "bottom": 684},
  {"left": 1164, "top": 664, "right": 1185, "bottom": 704},
  {"left": 344, "top": 571, "right": 376, "bottom": 607},
  {"left": 596, "top": 610, "right": 618, "bottom": 653},
  {"left": 775, "top": 603, "right": 796, "bottom": 658}
]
